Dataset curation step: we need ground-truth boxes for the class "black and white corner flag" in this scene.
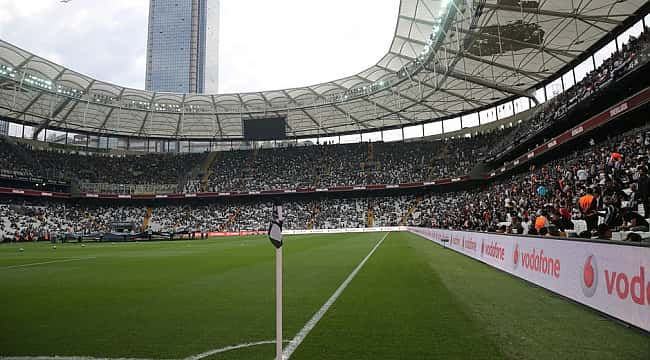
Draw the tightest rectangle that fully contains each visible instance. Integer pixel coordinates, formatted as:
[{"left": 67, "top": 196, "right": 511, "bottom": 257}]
[
  {"left": 268, "top": 203, "right": 283, "bottom": 248},
  {"left": 269, "top": 203, "right": 284, "bottom": 360}
]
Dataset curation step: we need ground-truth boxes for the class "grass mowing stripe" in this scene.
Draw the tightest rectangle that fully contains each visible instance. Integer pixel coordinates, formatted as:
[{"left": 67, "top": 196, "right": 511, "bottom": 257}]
[
  {"left": 281, "top": 232, "right": 389, "bottom": 359},
  {"left": 290, "top": 231, "right": 506, "bottom": 360}
]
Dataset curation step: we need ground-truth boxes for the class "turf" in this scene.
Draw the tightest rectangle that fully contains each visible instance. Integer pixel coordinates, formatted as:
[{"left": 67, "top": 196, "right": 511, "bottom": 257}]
[{"left": 0, "top": 232, "right": 647, "bottom": 359}]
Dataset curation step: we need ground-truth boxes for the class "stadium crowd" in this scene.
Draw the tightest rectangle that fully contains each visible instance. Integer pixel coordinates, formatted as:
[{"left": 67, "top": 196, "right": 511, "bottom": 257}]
[
  {"left": 1, "top": 29, "right": 650, "bottom": 243},
  {"left": 0, "top": 137, "right": 205, "bottom": 185},
  {"left": 410, "top": 125, "right": 650, "bottom": 241},
  {"left": 0, "top": 201, "right": 146, "bottom": 241},
  {"left": 488, "top": 27, "right": 650, "bottom": 159},
  {"left": 202, "top": 134, "right": 503, "bottom": 192}
]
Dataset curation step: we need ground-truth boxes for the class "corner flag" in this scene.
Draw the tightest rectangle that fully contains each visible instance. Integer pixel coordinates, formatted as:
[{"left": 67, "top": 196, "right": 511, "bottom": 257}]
[
  {"left": 268, "top": 203, "right": 284, "bottom": 360},
  {"left": 268, "top": 204, "right": 283, "bottom": 248}
]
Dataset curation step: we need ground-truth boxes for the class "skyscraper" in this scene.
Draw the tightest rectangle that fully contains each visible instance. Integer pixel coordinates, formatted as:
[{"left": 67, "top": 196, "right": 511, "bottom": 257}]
[
  {"left": 205, "top": 0, "right": 219, "bottom": 93},
  {"left": 145, "top": 0, "right": 219, "bottom": 93}
]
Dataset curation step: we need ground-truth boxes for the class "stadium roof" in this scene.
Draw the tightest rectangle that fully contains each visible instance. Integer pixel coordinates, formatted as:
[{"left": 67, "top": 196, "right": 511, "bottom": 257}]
[{"left": 0, "top": 0, "right": 647, "bottom": 140}]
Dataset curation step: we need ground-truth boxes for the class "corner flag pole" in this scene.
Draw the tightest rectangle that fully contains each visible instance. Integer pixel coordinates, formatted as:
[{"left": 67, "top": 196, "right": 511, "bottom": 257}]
[
  {"left": 268, "top": 203, "right": 284, "bottom": 360},
  {"left": 276, "top": 245, "right": 282, "bottom": 360}
]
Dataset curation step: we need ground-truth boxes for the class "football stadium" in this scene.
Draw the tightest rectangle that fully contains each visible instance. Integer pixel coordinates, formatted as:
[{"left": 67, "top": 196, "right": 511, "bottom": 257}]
[{"left": 1, "top": 0, "right": 650, "bottom": 359}]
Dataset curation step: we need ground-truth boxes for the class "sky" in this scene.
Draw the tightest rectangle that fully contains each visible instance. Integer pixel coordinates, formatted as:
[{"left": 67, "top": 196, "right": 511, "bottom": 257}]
[{"left": 0, "top": 0, "right": 399, "bottom": 94}]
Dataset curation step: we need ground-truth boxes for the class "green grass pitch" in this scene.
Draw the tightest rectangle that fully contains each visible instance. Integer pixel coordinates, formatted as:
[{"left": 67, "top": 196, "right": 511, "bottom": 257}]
[{"left": 0, "top": 232, "right": 648, "bottom": 359}]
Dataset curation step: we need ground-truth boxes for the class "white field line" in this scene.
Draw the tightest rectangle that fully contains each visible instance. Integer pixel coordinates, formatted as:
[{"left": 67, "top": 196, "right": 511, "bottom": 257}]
[
  {"left": 186, "top": 340, "right": 289, "bottom": 360},
  {"left": 0, "top": 357, "right": 156, "bottom": 360},
  {"left": 281, "top": 232, "right": 390, "bottom": 359},
  {"left": 2, "top": 257, "right": 96, "bottom": 269},
  {"left": 0, "top": 340, "right": 290, "bottom": 360}
]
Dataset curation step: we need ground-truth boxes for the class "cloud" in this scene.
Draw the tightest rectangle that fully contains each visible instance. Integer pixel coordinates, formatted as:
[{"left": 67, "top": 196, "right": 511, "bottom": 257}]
[
  {"left": 0, "top": 0, "right": 399, "bottom": 93},
  {"left": 0, "top": 0, "right": 148, "bottom": 89}
]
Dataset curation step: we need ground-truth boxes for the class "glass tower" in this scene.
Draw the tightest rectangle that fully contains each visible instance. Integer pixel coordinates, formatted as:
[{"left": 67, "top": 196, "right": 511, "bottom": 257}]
[{"left": 145, "top": 0, "right": 218, "bottom": 93}]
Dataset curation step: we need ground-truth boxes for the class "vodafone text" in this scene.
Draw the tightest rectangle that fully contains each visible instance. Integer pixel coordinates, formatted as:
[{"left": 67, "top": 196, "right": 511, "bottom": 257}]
[
  {"left": 604, "top": 266, "right": 650, "bottom": 305},
  {"left": 515, "top": 246, "right": 560, "bottom": 279},
  {"left": 482, "top": 241, "right": 505, "bottom": 261}
]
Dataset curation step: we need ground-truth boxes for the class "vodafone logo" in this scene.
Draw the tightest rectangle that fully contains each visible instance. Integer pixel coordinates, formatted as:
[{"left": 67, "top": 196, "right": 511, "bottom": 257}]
[
  {"left": 581, "top": 255, "right": 598, "bottom": 298},
  {"left": 451, "top": 237, "right": 462, "bottom": 247},
  {"left": 482, "top": 240, "right": 505, "bottom": 261},
  {"left": 462, "top": 237, "right": 477, "bottom": 252},
  {"left": 580, "top": 255, "right": 650, "bottom": 305},
  {"left": 512, "top": 244, "right": 560, "bottom": 278},
  {"left": 513, "top": 244, "right": 520, "bottom": 268}
]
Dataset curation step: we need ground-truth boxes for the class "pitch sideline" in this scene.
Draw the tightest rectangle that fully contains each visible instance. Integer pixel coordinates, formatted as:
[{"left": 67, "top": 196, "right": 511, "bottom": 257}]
[
  {"left": 0, "top": 340, "right": 291, "bottom": 360},
  {"left": 281, "top": 231, "right": 390, "bottom": 359}
]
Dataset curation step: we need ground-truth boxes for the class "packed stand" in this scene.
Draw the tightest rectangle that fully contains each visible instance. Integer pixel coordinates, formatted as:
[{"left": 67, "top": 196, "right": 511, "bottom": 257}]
[
  {"left": 203, "top": 136, "right": 497, "bottom": 192},
  {"left": 0, "top": 201, "right": 146, "bottom": 241},
  {"left": 410, "top": 124, "right": 650, "bottom": 242},
  {"left": 0, "top": 138, "right": 206, "bottom": 185}
]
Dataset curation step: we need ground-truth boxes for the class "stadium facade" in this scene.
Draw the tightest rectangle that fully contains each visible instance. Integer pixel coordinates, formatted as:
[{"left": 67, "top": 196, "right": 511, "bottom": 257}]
[
  {"left": 0, "top": 0, "right": 647, "bottom": 144},
  {"left": 145, "top": 0, "right": 219, "bottom": 93},
  {"left": 1, "top": 0, "right": 650, "bottom": 339}
]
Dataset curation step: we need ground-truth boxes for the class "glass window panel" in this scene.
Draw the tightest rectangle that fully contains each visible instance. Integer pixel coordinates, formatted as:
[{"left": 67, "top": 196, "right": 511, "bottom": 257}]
[
  {"left": 0, "top": 120, "right": 8, "bottom": 137},
  {"left": 99, "top": 136, "right": 110, "bottom": 149},
  {"left": 179, "top": 141, "right": 191, "bottom": 153},
  {"left": 617, "top": 20, "right": 643, "bottom": 47},
  {"left": 297, "top": 138, "right": 317, "bottom": 146},
  {"left": 67, "top": 132, "right": 86, "bottom": 147},
  {"left": 534, "top": 88, "right": 546, "bottom": 104},
  {"left": 562, "top": 70, "right": 575, "bottom": 90},
  {"left": 462, "top": 112, "right": 479, "bottom": 128},
  {"left": 319, "top": 136, "right": 339, "bottom": 144},
  {"left": 8, "top": 123, "right": 23, "bottom": 138},
  {"left": 382, "top": 128, "right": 403, "bottom": 142},
  {"left": 130, "top": 139, "right": 147, "bottom": 152},
  {"left": 190, "top": 141, "right": 210, "bottom": 153},
  {"left": 513, "top": 97, "right": 531, "bottom": 114},
  {"left": 403, "top": 125, "right": 423, "bottom": 139},
  {"left": 545, "top": 78, "right": 563, "bottom": 100},
  {"left": 545, "top": 81, "right": 562, "bottom": 101},
  {"left": 213, "top": 141, "right": 231, "bottom": 152},
  {"left": 361, "top": 131, "right": 382, "bottom": 142},
  {"left": 574, "top": 57, "right": 595, "bottom": 83},
  {"left": 165, "top": 140, "right": 177, "bottom": 152},
  {"left": 148, "top": 139, "right": 160, "bottom": 152},
  {"left": 594, "top": 40, "right": 616, "bottom": 68},
  {"left": 88, "top": 135, "right": 99, "bottom": 149},
  {"left": 496, "top": 102, "right": 514, "bottom": 120},
  {"left": 443, "top": 117, "right": 461, "bottom": 133},
  {"left": 22, "top": 125, "right": 34, "bottom": 139},
  {"left": 45, "top": 129, "right": 66, "bottom": 144},
  {"left": 479, "top": 108, "right": 497, "bottom": 124},
  {"left": 340, "top": 134, "right": 361, "bottom": 144},
  {"left": 423, "top": 121, "right": 442, "bottom": 136}
]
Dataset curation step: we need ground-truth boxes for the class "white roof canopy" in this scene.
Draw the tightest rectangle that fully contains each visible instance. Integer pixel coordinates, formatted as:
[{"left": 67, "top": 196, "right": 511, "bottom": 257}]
[{"left": 0, "top": 0, "right": 646, "bottom": 139}]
